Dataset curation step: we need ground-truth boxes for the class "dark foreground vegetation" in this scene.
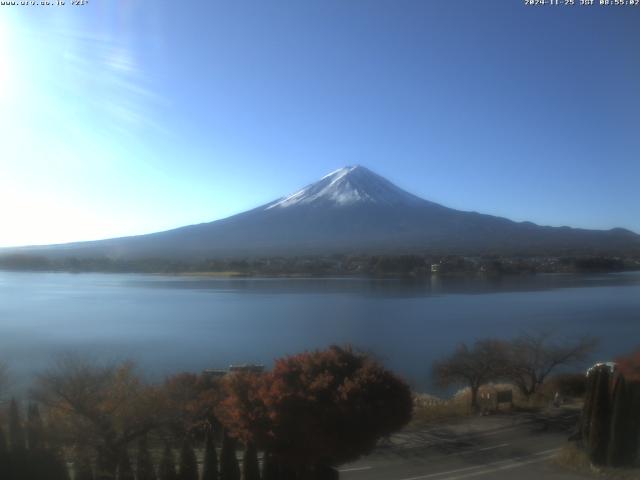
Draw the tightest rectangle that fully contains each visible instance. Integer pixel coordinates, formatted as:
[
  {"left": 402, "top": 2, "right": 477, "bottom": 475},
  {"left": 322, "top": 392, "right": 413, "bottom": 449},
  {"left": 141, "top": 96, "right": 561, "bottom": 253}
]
[
  {"left": 575, "top": 351, "right": 640, "bottom": 468},
  {"left": 0, "top": 346, "right": 412, "bottom": 480},
  {"left": 2, "top": 338, "right": 638, "bottom": 479},
  {"left": 0, "top": 253, "right": 639, "bottom": 276},
  {"left": 433, "top": 339, "right": 640, "bottom": 471}
]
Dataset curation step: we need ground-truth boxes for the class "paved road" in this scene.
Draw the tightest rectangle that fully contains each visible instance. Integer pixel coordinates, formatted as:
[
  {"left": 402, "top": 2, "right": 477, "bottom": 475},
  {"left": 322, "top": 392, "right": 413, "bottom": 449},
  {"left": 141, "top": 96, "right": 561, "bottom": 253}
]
[{"left": 339, "top": 408, "right": 593, "bottom": 480}]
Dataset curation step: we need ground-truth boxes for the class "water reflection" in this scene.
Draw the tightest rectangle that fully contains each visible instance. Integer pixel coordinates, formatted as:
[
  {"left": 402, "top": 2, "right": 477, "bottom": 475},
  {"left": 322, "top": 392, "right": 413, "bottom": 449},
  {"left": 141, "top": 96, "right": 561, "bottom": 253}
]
[
  {"left": 127, "top": 271, "right": 640, "bottom": 297},
  {"left": 0, "top": 271, "right": 639, "bottom": 392}
]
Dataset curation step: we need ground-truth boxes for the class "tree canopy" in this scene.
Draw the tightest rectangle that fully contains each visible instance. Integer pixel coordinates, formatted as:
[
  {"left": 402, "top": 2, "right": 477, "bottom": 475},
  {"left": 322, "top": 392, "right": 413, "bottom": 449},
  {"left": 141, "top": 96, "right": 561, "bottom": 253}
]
[
  {"left": 616, "top": 349, "right": 640, "bottom": 382},
  {"left": 434, "top": 334, "right": 598, "bottom": 408},
  {"left": 433, "top": 339, "right": 509, "bottom": 410},
  {"left": 218, "top": 345, "right": 413, "bottom": 470},
  {"left": 504, "top": 332, "right": 597, "bottom": 398},
  {"left": 33, "top": 356, "right": 162, "bottom": 478}
]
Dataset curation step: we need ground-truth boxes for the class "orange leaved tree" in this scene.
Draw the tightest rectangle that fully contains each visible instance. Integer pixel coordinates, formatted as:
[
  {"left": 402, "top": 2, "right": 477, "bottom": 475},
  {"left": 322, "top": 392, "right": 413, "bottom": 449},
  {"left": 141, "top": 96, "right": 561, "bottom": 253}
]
[{"left": 218, "top": 345, "right": 413, "bottom": 479}]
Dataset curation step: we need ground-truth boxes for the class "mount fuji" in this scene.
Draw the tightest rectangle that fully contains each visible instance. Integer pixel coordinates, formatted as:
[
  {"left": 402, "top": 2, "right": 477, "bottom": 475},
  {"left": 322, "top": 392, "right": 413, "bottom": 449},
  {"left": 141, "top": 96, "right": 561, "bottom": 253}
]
[{"left": 6, "top": 166, "right": 640, "bottom": 259}]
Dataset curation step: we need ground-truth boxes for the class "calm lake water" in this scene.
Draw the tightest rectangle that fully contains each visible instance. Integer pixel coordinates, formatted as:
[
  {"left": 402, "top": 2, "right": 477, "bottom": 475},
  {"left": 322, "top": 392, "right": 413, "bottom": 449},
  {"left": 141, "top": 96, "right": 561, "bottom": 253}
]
[{"left": 1, "top": 271, "right": 639, "bottom": 392}]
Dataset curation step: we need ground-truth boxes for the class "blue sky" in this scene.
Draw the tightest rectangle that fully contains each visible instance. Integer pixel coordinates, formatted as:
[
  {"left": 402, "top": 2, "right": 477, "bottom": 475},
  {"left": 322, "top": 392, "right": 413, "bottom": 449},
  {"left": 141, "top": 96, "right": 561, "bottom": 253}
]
[{"left": 1, "top": 0, "right": 639, "bottom": 247}]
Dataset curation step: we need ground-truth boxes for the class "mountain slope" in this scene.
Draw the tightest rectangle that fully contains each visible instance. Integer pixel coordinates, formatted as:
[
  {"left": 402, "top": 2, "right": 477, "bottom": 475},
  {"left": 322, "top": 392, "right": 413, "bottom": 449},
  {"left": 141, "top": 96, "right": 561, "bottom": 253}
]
[{"left": 6, "top": 166, "right": 640, "bottom": 259}]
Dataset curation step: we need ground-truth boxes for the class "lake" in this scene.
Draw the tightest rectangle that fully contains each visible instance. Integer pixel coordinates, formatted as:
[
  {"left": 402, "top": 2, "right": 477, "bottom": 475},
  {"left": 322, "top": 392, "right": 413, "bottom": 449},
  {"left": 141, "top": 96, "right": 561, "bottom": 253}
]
[{"left": 1, "top": 271, "right": 639, "bottom": 392}]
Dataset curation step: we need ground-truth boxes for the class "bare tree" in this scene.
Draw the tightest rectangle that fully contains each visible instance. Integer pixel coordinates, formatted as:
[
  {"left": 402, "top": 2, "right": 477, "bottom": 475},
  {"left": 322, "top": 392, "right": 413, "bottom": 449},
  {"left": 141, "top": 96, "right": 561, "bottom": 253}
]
[
  {"left": 433, "top": 339, "right": 509, "bottom": 411},
  {"left": 505, "top": 332, "right": 597, "bottom": 399},
  {"left": 33, "top": 355, "right": 162, "bottom": 479}
]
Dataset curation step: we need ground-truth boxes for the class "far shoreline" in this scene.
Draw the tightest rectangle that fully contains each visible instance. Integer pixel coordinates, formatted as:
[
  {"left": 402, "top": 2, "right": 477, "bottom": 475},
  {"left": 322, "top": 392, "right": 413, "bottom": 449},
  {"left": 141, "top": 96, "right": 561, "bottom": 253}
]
[
  {"left": 1, "top": 267, "right": 639, "bottom": 280},
  {"left": 1, "top": 252, "right": 639, "bottom": 278}
]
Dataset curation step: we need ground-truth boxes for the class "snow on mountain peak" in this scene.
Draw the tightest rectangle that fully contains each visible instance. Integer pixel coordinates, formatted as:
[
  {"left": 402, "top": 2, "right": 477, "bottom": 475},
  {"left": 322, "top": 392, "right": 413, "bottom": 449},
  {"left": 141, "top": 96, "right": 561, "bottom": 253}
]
[{"left": 265, "top": 165, "right": 424, "bottom": 210}]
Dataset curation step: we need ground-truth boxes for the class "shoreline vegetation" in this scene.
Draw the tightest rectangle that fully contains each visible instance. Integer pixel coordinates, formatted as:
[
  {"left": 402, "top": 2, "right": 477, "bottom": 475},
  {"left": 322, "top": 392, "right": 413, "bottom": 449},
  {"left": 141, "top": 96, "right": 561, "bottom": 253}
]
[
  {"left": 0, "top": 346, "right": 414, "bottom": 480},
  {"left": 0, "top": 253, "right": 639, "bottom": 277},
  {"left": 3, "top": 341, "right": 635, "bottom": 479}
]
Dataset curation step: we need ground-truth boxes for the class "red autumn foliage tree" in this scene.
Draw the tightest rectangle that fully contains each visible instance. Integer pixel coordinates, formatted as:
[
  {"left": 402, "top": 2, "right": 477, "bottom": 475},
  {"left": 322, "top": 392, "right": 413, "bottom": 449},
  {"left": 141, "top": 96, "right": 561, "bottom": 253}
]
[
  {"left": 218, "top": 346, "right": 413, "bottom": 471},
  {"left": 616, "top": 349, "right": 640, "bottom": 382},
  {"left": 162, "top": 372, "right": 224, "bottom": 435},
  {"left": 216, "top": 372, "right": 270, "bottom": 446},
  {"left": 264, "top": 345, "right": 413, "bottom": 467}
]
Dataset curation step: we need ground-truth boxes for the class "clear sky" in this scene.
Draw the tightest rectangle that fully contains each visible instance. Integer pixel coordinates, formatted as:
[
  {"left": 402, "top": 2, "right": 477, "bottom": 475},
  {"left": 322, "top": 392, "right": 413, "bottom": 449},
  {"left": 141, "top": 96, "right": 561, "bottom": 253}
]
[{"left": 1, "top": 0, "right": 639, "bottom": 247}]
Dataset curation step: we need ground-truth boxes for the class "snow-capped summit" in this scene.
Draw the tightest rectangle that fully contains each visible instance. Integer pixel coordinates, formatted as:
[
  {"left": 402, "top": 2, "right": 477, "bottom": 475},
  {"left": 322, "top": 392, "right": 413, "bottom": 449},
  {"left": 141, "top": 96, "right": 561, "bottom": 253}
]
[{"left": 265, "top": 165, "right": 424, "bottom": 209}]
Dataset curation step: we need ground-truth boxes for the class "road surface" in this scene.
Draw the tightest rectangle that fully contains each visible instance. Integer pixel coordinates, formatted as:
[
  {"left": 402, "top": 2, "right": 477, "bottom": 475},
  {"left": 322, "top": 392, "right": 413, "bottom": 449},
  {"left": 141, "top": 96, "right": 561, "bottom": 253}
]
[{"left": 339, "top": 407, "right": 593, "bottom": 480}]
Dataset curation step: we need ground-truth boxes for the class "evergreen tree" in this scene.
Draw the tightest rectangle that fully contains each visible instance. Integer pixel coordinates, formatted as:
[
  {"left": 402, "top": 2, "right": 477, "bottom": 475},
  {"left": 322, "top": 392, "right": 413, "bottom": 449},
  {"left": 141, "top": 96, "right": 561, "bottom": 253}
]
[
  {"left": 58, "top": 451, "right": 72, "bottom": 480},
  {"left": 27, "top": 403, "right": 45, "bottom": 451},
  {"left": 158, "top": 444, "right": 177, "bottom": 480},
  {"left": 242, "top": 443, "right": 260, "bottom": 480},
  {"left": 261, "top": 453, "right": 278, "bottom": 480},
  {"left": 96, "top": 447, "right": 118, "bottom": 480},
  {"left": 220, "top": 431, "right": 240, "bottom": 480},
  {"left": 312, "top": 464, "right": 339, "bottom": 480},
  {"left": 9, "top": 398, "right": 26, "bottom": 451},
  {"left": 0, "top": 424, "right": 9, "bottom": 480},
  {"left": 607, "top": 372, "right": 640, "bottom": 467},
  {"left": 178, "top": 438, "right": 198, "bottom": 480},
  {"left": 607, "top": 373, "right": 627, "bottom": 466},
  {"left": 579, "top": 367, "right": 598, "bottom": 445},
  {"left": 44, "top": 448, "right": 71, "bottom": 480},
  {"left": 587, "top": 367, "right": 611, "bottom": 465},
  {"left": 0, "top": 423, "right": 6, "bottom": 453},
  {"left": 278, "top": 463, "right": 297, "bottom": 480},
  {"left": 5, "top": 399, "right": 30, "bottom": 480},
  {"left": 201, "top": 432, "right": 218, "bottom": 480},
  {"left": 627, "top": 381, "right": 640, "bottom": 465},
  {"left": 75, "top": 446, "right": 95, "bottom": 480},
  {"left": 118, "top": 448, "right": 135, "bottom": 480},
  {"left": 136, "top": 435, "right": 156, "bottom": 480}
]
